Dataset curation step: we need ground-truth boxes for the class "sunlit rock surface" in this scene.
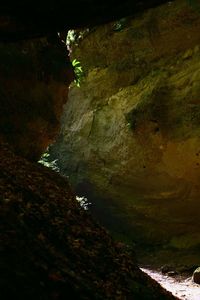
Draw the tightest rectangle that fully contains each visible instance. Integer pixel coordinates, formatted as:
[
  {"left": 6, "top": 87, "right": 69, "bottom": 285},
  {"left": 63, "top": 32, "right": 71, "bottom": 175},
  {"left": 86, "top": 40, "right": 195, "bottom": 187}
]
[
  {"left": 193, "top": 267, "right": 200, "bottom": 284},
  {"left": 52, "top": 0, "right": 200, "bottom": 265}
]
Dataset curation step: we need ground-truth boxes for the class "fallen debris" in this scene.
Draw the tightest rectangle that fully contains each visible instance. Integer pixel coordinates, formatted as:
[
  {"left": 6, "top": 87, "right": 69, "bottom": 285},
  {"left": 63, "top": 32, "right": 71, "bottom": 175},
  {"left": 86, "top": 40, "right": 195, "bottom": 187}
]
[{"left": 0, "top": 141, "right": 178, "bottom": 299}]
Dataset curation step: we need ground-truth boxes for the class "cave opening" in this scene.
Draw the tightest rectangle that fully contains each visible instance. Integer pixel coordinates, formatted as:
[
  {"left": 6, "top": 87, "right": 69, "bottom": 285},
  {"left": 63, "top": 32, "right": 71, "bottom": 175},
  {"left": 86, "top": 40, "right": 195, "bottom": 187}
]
[
  {"left": 1, "top": 0, "right": 200, "bottom": 299},
  {"left": 37, "top": 1, "right": 200, "bottom": 298}
]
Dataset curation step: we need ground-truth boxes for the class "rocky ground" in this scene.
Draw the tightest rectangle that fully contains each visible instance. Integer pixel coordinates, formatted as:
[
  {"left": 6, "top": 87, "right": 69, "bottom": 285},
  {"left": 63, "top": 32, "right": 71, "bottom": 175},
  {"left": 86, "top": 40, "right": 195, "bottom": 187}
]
[
  {"left": 0, "top": 141, "right": 179, "bottom": 299},
  {"left": 142, "top": 268, "right": 200, "bottom": 300}
]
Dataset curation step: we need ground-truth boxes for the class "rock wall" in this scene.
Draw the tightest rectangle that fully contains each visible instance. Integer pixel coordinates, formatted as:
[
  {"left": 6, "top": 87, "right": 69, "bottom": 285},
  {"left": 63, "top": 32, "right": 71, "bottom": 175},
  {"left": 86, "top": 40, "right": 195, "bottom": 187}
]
[
  {"left": 52, "top": 0, "right": 200, "bottom": 264},
  {"left": 0, "top": 36, "right": 74, "bottom": 160}
]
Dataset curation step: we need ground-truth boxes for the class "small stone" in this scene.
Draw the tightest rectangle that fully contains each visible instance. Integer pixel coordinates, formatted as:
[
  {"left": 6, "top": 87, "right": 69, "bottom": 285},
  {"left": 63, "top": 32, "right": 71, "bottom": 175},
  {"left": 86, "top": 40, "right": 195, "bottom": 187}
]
[
  {"left": 161, "top": 265, "right": 171, "bottom": 274},
  {"left": 167, "top": 271, "right": 178, "bottom": 277},
  {"left": 193, "top": 267, "right": 200, "bottom": 284}
]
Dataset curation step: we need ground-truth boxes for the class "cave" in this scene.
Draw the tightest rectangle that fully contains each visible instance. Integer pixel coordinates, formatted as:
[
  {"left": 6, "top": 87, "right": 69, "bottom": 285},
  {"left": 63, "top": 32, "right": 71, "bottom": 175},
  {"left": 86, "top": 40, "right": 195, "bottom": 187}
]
[{"left": 1, "top": 0, "right": 200, "bottom": 299}]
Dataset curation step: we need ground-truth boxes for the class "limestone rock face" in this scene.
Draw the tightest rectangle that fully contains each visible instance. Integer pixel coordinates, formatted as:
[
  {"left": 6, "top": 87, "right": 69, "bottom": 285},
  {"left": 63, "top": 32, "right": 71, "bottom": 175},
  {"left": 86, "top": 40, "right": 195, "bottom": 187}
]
[
  {"left": 0, "top": 37, "right": 74, "bottom": 160},
  {"left": 52, "top": 0, "right": 200, "bottom": 263}
]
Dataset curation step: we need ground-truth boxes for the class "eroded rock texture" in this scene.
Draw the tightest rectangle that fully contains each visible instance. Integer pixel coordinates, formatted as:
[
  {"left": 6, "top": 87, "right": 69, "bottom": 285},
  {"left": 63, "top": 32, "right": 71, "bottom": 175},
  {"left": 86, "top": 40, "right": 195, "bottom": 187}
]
[
  {"left": 0, "top": 141, "right": 178, "bottom": 300},
  {"left": 52, "top": 0, "right": 200, "bottom": 265}
]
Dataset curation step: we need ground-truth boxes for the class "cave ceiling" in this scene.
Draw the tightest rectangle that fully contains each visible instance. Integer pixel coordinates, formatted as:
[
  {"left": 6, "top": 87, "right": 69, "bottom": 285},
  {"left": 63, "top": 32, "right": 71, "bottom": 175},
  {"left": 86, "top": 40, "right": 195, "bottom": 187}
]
[{"left": 0, "top": 0, "right": 172, "bottom": 40}]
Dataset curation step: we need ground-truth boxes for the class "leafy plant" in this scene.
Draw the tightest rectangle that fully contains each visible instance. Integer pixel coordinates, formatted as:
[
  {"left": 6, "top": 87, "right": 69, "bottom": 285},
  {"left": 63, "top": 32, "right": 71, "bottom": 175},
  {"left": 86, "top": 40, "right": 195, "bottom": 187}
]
[
  {"left": 113, "top": 18, "right": 127, "bottom": 31},
  {"left": 76, "top": 196, "right": 91, "bottom": 210},
  {"left": 66, "top": 29, "right": 90, "bottom": 47},
  {"left": 72, "top": 59, "right": 84, "bottom": 87},
  {"left": 66, "top": 30, "right": 77, "bottom": 46},
  {"left": 38, "top": 151, "right": 59, "bottom": 172}
]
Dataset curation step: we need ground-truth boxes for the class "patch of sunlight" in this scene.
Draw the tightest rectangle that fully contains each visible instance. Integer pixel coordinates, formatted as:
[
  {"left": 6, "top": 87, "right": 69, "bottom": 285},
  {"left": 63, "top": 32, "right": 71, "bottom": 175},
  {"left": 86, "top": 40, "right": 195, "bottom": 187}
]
[
  {"left": 38, "top": 150, "right": 59, "bottom": 172},
  {"left": 76, "top": 196, "right": 91, "bottom": 210},
  {"left": 141, "top": 268, "right": 200, "bottom": 300}
]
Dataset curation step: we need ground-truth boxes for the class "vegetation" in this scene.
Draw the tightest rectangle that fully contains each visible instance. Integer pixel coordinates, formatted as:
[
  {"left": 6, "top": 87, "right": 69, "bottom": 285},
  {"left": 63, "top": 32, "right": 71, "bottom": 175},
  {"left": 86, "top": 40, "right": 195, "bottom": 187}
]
[
  {"left": 38, "top": 151, "right": 59, "bottom": 172},
  {"left": 66, "top": 29, "right": 90, "bottom": 47},
  {"left": 113, "top": 18, "right": 127, "bottom": 31},
  {"left": 65, "top": 30, "right": 85, "bottom": 87},
  {"left": 76, "top": 195, "right": 91, "bottom": 210},
  {"left": 72, "top": 59, "right": 84, "bottom": 87},
  {"left": 66, "top": 29, "right": 77, "bottom": 46},
  {"left": 38, "top": 151, "right": 90, "bottom": 209}
]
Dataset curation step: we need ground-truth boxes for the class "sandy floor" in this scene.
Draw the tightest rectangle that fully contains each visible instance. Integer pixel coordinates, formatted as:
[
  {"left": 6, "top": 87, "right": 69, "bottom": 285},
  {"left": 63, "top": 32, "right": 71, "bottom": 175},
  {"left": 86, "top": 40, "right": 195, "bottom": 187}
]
[{"left": 141, "top": 268, "right": 200, "bottom": 300}]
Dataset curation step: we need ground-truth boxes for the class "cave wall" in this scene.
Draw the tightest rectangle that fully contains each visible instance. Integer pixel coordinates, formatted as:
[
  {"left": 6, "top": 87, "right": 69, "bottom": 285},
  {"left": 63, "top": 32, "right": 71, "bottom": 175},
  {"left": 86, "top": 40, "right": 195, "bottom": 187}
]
[
  {"left": 52, "top": 0, "right": 200, "bottom": 264},
  {"left": 0, "top": 0, "right": 191, "bottom": 297},
  {"left": 0, "top": 37, "right": 74, "bottom": 160},
  {"left": 0, "top": 11, "right": 179, "bottom": 297}
]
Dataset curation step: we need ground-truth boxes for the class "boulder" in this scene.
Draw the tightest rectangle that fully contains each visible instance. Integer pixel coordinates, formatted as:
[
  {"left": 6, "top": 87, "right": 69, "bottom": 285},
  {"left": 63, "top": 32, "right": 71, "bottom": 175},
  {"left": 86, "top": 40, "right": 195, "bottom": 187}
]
[{"left": 193, "top": 267, "right": 200, "bottom": 284}]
